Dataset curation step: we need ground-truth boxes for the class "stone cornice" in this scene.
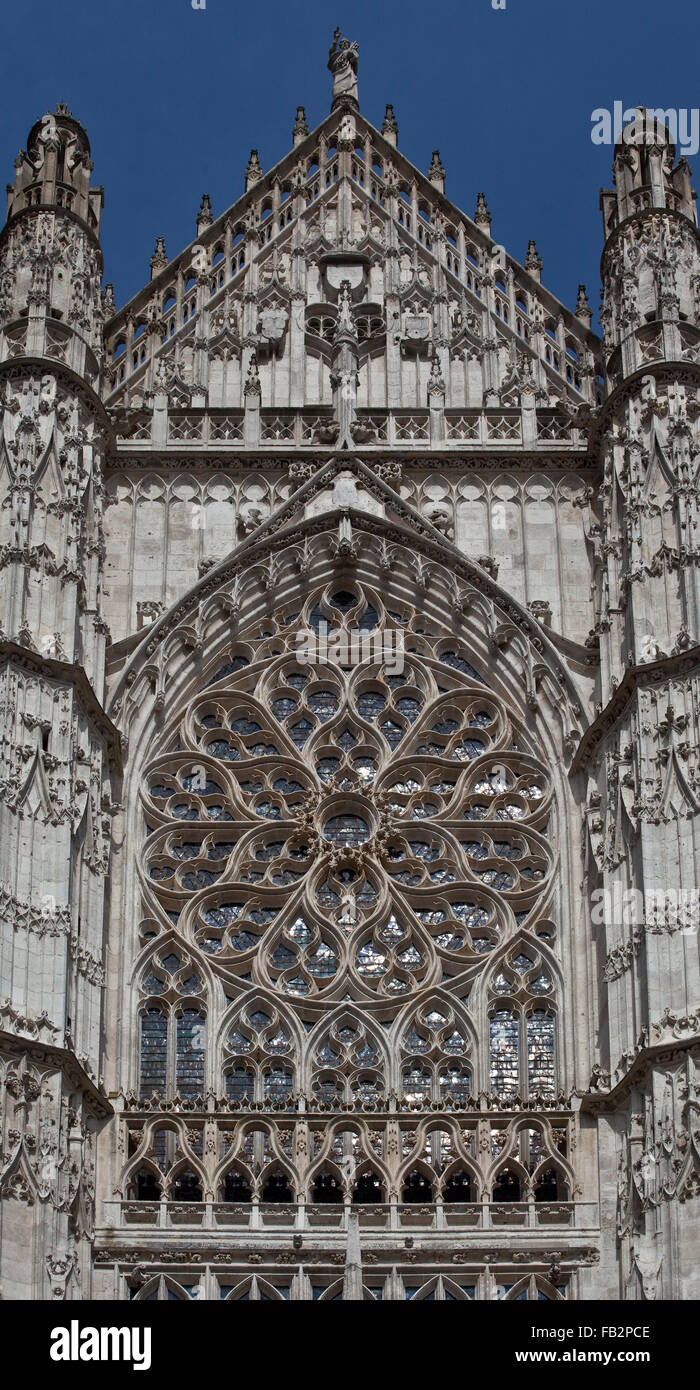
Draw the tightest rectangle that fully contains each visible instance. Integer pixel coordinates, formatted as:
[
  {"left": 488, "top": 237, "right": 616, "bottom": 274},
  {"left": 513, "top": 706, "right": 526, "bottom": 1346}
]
[
  {"left": 581, "top": 1033, "right": 700, "bottom": 1114},
  {"left": 0, "top": 1028, "right": 113, "bottom": 1120},
  {"left": 570, "top": 643, "right": 700, "bottom": 773},
  {"left": 108, "top": 446, "right": 592, "bottom": 472},
  {"left": 92, "top": 1235, "right": 600, "bottom": 1268},
  {"left": 585, "top": 359, "right": 700, "bottom": 461},
  {"left": 0, "top": 354, "right": 115, "bottom": 447},
  {"left": 0, "top": 639, "right": 123, "bottom": 773}
]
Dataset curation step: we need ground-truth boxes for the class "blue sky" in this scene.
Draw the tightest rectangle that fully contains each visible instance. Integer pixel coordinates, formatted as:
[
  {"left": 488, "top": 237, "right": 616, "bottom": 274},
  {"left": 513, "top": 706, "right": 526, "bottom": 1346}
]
[{"left": 2, "top": 0, "right": 698, "bottom": 326}]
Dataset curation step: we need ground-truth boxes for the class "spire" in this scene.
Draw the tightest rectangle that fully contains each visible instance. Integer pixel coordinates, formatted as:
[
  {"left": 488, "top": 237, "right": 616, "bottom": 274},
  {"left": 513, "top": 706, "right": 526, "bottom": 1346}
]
[
  {"left": 328, "top": 28, "right": 359, "bottom": 111},
  {"left": 428, "top": 347, "right": 446, "bottom": 398},
  {"left": 293, "top": 106, "right": 309, "bottom": 145},
  {"left": 382, "top": 104, "right": 398, "bottom": 146},
  {"left": 474, "top": 192, "right": 491, "bottom": 232},
  {"left": 429, "top": 150, "right": 445, "bottom": 194},
  {"left": 525, "top": 239, "right": 543, "bottom": 282},
  {"left": 245, "top": 149, "right": 263, "bottom": 191},
  {"left": 575, "top": 283, "right": 593, "bottom": 329},
  {"left": 196, "top": 193, "right": 213, "bottom": 234},
  {"left": 244, "top": 349, "right": 261, "bottom": 397},
  {"left": 150, "top": 236, "right": 168, "bottom": 280}
]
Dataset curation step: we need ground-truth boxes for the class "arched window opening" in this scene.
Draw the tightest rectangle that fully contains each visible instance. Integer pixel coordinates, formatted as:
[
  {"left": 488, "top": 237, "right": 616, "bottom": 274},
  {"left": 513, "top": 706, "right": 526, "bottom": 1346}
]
[
  {"left": 312, "top": 1171, "right": 344, "bottom": 1204},
  {"left": 132, "top": 1168, "right": 161, "bottom": 1201},
  {"left": 352, "top": 1170, "right": 384, "bottom": 1205},
  {"left": 493, "top": 1168, "right": 521, "bottom": 1202},
  {"left": 172, "top": 1169, "right": 202, "bottom": 1202},
  {"left": 443, "top": 1171, "right": 473, "bottom": 1203},
  {"left": 402, "top": 1170, "right": 433, "bottom": 1203},
  {"left": 222, "top": 1170, "right": 252, "bottom": 1203},
  {"left": 261, "top": 1170, "right": 293, "bottom": 1203},
  {"left": 534, "top": 1168, "right": 561, "bottom": 1202}
]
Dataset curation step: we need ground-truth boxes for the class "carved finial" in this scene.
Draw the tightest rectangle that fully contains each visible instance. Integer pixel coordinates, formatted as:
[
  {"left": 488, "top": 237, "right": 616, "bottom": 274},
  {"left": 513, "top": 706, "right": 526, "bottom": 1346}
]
[
  {"left": 328, "top": 29, "right": 359, "bottom": 110},
  {"left": 382, "top": 104, "right": 398, "bottom": 146},
  {"left": 575, "top": 283, "right": 593, "bottom": 328},
  {"left": 149, "top": 237, "right": 168, "bottom": 281},
  {"left": 474, "top": 192, "right": 491, "bottom": 231},
  {"left": 525, "top": 239, "right": 543, "bottom": 282},
  {"left": 102, "top": 283, "right": 116, "bottom": 318},
  {"left": 428, "top": 348, "right": 446, "bottom": 398},
  {"left": 245, "top": 149, "right": 263, "bottom": 191},
  {"left": 335, "top": 280, "right": 356, "bottom": 339},
  {"left": 429, "top": 150, "right": 445, "bottom": 193},
  {"left": 293, "top": 106, "right": 309, "bottom": 145},
  {"left": 197, "top": 193, "right": 213, "bottom": 233},
  {"left": 244, "top": 350, "right": 261, "bottom": 397}
]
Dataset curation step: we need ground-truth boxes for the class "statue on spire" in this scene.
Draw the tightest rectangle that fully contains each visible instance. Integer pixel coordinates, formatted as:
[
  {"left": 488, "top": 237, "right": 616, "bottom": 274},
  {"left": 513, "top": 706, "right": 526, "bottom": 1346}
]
[{"left": 328, "top": 28, "right": 359, "bottom": 109}]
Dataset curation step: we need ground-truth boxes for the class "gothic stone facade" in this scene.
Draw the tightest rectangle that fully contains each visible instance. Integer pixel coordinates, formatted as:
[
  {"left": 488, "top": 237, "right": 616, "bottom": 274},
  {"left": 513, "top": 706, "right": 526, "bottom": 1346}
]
[{"left": 0, "top": 37, "right": 699, "bottom": 1302}]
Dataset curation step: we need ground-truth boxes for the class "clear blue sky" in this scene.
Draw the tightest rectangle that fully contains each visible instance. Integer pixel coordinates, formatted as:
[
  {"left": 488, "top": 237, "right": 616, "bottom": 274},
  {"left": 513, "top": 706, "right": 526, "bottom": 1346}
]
[{"left": 2, "top": 0, "right": 698, "bottom": 326}]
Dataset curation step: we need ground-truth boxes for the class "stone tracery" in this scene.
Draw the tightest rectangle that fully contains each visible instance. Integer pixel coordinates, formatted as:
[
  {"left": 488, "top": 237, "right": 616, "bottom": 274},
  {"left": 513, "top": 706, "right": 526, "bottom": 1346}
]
[{"left": 127, "top": 578, "right": 567, "bottom": 1226}]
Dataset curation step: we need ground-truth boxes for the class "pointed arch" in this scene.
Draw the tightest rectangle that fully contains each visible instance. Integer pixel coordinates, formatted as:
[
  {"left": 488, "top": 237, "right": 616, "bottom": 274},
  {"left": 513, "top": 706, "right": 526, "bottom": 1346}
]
[
  {"left": 304, "top": 1003, "right": 390, "bottom": 1098},
  {"left": 501, "top": 1273, "right": 565, "bottom": 1300},
  {"left": 123, "top": 1158, "right": 163, "bottom": 1202},
  {"left": 132, "top": 1274, "right": 194, "bottom": 1301},
  {"left": 163, "top": 1153, "right": 206, "bottom": 1201},
  {"left": 107, "top": 485, "right": 588, "bottom": 1258}
]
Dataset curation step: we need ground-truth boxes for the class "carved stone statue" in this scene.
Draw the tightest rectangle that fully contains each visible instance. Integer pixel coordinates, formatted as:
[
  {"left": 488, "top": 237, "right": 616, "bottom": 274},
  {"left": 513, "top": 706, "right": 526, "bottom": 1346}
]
[{"left": 328, "top": 29, "right": 359, "bottom": 107}]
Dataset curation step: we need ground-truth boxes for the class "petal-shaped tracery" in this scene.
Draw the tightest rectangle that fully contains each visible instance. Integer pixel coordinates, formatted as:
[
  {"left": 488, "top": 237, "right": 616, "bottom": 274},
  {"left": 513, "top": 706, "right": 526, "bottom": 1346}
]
[{"left": 139, "top": 582, "right": 557, "bottom": 1097}]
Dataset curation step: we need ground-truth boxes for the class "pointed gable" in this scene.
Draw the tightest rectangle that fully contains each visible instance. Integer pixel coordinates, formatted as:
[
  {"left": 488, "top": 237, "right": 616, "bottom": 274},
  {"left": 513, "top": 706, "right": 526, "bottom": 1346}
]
[{"left": 103, "top": 45, "right": 603, "bottom": 423}]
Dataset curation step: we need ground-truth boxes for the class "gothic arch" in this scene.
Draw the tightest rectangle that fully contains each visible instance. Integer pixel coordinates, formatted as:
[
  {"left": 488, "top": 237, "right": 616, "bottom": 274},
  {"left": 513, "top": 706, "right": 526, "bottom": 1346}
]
[
  {"left": 306, "top": 1119, "right": 391, "bottom": 1199},
  {"left": 397, "top": 1115, "right": 480, "bottom": 1198},
  {"left": 106, "top": 485, "right": 593, "bottom": 1232},
  {"left": 500, "top": 1274, "right": 565, "bottom": 1301},
  {"left": 222, "top": 1275, "right": 288, "bottom": 1301},
  {"left": 216, "top": 1118, "right": 299, "bottom": 1199},
  {"left": 132, "top": 1275, "right": 194, "bottom": 1301},
  {"left": 303, "top": 1003, "right": 391, "bottom": 1097}
]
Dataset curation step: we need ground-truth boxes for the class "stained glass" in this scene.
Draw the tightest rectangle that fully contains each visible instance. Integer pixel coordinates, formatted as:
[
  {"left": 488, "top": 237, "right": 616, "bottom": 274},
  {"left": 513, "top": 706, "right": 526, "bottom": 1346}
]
[
  {"left": 176, "top": 1009, "right": 205, "bottom": 1098},
  {"left": 139, "top": 1009, "right": 167, "bottom": 1098},
  {"left": 323, "top": 814, "right": 370, "bottom": 846},
  {"left": 527, "top": 1010, "right": 555, "bottom": 1096},
  {"left": 490, "top": 1009, "right": 519, "bottom": 1095}
]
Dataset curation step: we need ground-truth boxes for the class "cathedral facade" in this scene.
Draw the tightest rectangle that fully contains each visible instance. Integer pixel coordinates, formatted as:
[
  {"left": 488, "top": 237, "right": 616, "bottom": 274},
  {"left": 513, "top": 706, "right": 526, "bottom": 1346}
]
[{"left": 0, "top": 34, "right": 698, "bottom": 1302}]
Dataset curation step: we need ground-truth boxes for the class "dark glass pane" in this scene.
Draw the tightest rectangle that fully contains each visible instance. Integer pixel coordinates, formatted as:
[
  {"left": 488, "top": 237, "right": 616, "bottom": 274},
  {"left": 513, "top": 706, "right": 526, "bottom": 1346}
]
[
  {"left": 176, "top": 1010, "right": 205, "bottom": 1099},
  {"left": 140, "top": 1009, "right": 167, "bottom": 1099},
  {"left": 323, "top": 815, "right": 370, "bottom": 847}
]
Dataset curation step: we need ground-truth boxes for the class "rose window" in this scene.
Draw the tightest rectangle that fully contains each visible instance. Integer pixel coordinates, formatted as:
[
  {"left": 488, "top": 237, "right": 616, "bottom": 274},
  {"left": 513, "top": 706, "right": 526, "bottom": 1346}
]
[{"left": 139, "top": 583, "right": 557, "bottom": 1099}]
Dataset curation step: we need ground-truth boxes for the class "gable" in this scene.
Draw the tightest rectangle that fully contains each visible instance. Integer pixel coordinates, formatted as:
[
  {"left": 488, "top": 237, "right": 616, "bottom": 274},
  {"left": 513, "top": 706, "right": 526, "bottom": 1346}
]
[{"left": 103, "top": 103, "right": 603, "bottom": 420}]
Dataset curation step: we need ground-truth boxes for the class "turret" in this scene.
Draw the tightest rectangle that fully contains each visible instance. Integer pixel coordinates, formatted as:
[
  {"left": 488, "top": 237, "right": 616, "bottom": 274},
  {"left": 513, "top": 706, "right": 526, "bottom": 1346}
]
[
  {"left": 1, "top": 104, "right": 104, "bottom": 376},
  {"left": 0, "top": 106, "right": 114, "bottom": 1300},
  {"left": 585, "top": 109, "right": 700, "bottom": 1299},
  {"left": 598, "top": 108, "right": 700, "bottom": 677},
  {"left": 600, "top": 109, "right": 700, "bottom": 383}
]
